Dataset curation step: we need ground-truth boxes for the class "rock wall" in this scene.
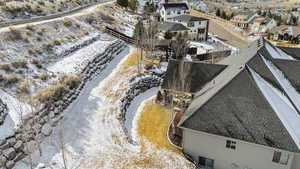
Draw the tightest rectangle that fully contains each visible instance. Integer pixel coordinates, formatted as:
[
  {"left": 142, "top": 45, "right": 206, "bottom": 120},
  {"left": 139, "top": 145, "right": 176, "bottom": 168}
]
[
  {"left": 56, "top": 33, "right": 101, "bottom": 58},
  {"left": 0, "top": 99, "right": 8, "bottom": 125},
  {"left": 119, "top": 69, "right": 165, "bottom": 141},
  {"left": 0, "top": 40, "right": 126, "bottom": 169}
]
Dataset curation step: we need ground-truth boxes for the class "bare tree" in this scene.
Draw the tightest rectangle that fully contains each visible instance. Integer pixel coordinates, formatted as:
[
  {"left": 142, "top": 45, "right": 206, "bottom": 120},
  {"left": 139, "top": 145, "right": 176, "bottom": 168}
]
[
  {"left": 171, "top": 32, "right": 190, "bottom": 60},
  {"left": 134, "top": 20, "right": 145, "bottom": 74},
  {"left": 143, "top": 20, "right": 159, "bottom": 59},
  {"left": 58, "top": 124, "right": 68, "bottom": 169}
]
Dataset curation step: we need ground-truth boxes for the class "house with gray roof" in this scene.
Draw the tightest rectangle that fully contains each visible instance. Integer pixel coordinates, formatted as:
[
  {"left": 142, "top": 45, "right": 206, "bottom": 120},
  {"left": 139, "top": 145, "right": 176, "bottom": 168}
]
[
  {"left": 231, "top": 11, "right": 258, "bottom": 29},
  {"left": 177, "top": 39, "right": 300, "bottom": 169},
  {"left": 158, "top": 2, "right": 209, "bottom": 41},
  {"left": 170, "top": 15, "right": 209, "bottom": 41}
]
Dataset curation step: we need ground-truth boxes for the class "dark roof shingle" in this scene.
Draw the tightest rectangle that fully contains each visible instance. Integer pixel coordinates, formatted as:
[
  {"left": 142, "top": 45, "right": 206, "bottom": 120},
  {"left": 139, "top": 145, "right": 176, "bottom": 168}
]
[
  {"left": 158, "top": 22, "right": 189, "bottom": 31},
  {"left": 162, "top": 3, "right": 189, "bottom": 10},
  {"left": 179, "top": 40, "right": 300, "bottom": 153},
  {"left": 162, "top": 60, "right": 226, "bottom": 93}
]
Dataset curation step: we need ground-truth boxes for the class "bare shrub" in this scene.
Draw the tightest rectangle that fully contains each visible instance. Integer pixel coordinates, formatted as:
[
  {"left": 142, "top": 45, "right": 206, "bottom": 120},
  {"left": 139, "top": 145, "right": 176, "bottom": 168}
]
[
  {"left": 2, "top": 74, "right": 20, "bottom": 86},
  {"left": 32, "top": 59, "right": 42, "bottom": 69},
  {"left": 38, "top": 72, "right": 50, "bottom": 81},
  {"left": 18, "top": 79, "right": 31, "bottom": 94},
  {"left": 8, "top": 27, "right": 23, "bottom": 40},
  {"left": 63, "top": 18, "right": 73, "bottom": 27},
  {"left": 11, "top": 59, "right": 27, "bottom": 69},
  {"left": 0, "top": 63, "right": 13, "bottom": 72},
  {"left": 34, "top": 75, "right": 80, "bottom": 104}
]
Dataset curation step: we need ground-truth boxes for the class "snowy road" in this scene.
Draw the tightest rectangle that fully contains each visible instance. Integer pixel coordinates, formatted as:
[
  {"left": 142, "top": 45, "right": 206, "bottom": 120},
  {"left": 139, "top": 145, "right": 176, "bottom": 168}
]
[{"left": 0, "top": 1, "right": 113, "bottom": 33}]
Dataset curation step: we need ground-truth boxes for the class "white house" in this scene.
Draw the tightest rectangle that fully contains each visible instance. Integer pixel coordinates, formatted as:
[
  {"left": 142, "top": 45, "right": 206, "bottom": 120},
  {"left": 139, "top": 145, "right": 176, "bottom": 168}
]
[
  {"left": 251, "top": 17, "right": 277, "bottom": 36},
  {"left": 169, "top": 15, "right": 209, "bottom": 41},
  {"left": 231, "top": 11, "right": 258, "bottom": 29},
  {"left": 178, "top": 40, "right": 300, "bottom": 169},
  {"left": 159, "top": 3, "right": 189, "bottom": 22}
]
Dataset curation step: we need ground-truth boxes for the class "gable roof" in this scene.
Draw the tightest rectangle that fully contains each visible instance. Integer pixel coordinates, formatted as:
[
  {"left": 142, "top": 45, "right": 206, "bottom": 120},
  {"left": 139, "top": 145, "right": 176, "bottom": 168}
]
[
  {"left": 162, "top": 3, "right": 189, "bottom": 11},
  {"left": 170, "top": 15, "right": 208, "bottom": 22},
  {"left": 270, "top": 25, "right": 300, "bottom": 37},
  {"left": 278, "top": 46, "right": 300, "bottom": 60},
  {"left": 158, "top": 22, "right": 189, "bottom": 31},
  {"left": 162, "top": 60, "right": 227, "bottom": 93},
  {"left": 179, "top": 39, "right": 300, "bottom": 153}
]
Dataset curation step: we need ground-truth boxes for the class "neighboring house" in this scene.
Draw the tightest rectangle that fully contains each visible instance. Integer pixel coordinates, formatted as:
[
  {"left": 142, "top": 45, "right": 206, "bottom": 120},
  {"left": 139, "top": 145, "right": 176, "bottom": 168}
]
[
  {"left": 251, "top": 17, "right": 277, "bottom": 36},
  {"left": 159, "top": 3, "right": 189, "bottom": 22},
  {"left": 269, "top": 25, "right": 300, "bottom": 44},
  {"left": 178, "top": 40, "right": 300, "bottom": 169},
  {"left": 230, "top": 11, "right": 257, "bottom": 29},
  {"left": 169, "top": 15, "right": 209, "bottom": 41}
]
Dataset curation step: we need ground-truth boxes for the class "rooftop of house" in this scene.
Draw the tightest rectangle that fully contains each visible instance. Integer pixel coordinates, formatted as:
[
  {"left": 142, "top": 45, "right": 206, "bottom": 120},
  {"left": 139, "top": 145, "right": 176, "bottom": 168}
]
[
  {"left": 170, "top": 14, "right": 208, "bottom": 22},
  {"left": 270, "top": 25, "right": 300, "bottom": 37},
  {"left": 161, "top": 60, "right": 227, "bottom": 93},
  {"left": 179, "top": 39, "right": 300, "bottom": 153},
  {"left": 253, "top": 17, "right": 274, "bottom": 25},
  {"left": 162, "top": 3, "right": 189, "bottom": 11},
  {"left": 232, "top": 11, "right": 257, "bottom": 21},
  {"left": 158, "top": 22, "right": 189, "bottom": 31}
]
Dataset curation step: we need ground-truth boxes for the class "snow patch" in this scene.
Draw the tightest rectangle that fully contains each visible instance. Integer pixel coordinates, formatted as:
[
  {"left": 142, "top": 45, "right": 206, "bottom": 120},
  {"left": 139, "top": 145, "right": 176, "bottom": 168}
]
[
  {"left": 249, "top": 67, "right": 300, "bottom": 149},
  {"left": 261, "top": 55, "right": 300, "bottom": 112},
  {"left": 265, "top": 42, "right": 295, "bottom": 60},
  {"left": 0, "top": 90, "right": 32, "bottom": 128},
  {"left": 48, "top": 39, "right": 116, "bottom": 74}
]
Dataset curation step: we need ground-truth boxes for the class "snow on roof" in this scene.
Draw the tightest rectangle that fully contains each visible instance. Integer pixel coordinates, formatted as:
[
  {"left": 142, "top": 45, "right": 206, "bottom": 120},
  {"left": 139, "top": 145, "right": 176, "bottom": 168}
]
[
  {"left": 249, "top": 67, "right": 300, "bottom": 149},
  {"left": 261, "top": 54, "right": 300, "bottom": 113},
  {"left": 265, "top": 42, "right": 296, "bottom": 60}
]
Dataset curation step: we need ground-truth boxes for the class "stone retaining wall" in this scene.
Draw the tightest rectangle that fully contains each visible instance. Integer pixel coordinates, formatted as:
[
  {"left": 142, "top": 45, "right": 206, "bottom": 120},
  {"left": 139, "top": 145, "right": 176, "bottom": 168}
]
[
  {"left": 56, "top": 33, "right": 102, "bottom": 58},
  {"left": 0, "top": 99, "right": 8, "bottom": 126},
  {"left": 119, "top": 70, "right": 165, "bottom": 142},
  {"left": 0, "top": 40, "right": 126, "bottom": 169}
]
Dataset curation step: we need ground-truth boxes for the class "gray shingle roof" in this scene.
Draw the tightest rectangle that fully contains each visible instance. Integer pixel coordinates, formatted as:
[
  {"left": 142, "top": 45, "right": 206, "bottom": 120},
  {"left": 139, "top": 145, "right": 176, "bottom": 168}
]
[
  {"left": 279, "top": 47, "right": 300, "bottom": 60},
  {"left": 162, "top": 3, "right": 189, "bottom": 11},
  {"left": 162, "top": 60, "right": 226, "bottom": 93},
  {"left": 171, "top": 15, "right": 208, "bottom": 22},
  {"left": 179, "top": 40, "right": 300, "bottom": 153},
  {"left": 158, "top": 22, "right": 189, "bottom": 31}
]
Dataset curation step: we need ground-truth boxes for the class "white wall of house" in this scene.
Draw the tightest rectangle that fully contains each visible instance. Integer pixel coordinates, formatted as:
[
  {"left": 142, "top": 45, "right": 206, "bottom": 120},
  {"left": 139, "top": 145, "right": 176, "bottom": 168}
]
[
  {"left": 291, "top": 154, "right": 300, "bottom": 169},
  {"left": 182, "top": 128, "right": 299, "bottom": 169},
  {"left": 251, "top": 19, "right": 277, "bottom": 34},
  {"left": 160, "top": 7, "right": 189, "bottom": 22}
]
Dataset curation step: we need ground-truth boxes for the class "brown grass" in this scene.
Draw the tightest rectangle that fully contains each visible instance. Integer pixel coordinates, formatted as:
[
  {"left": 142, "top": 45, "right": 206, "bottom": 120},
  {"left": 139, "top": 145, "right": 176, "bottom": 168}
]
[
  {"left": 137, "top": 98, "right": 180, "bottom": 153},
  {"left": 34, "top": 75, "right": 80, "bottom": 104}
]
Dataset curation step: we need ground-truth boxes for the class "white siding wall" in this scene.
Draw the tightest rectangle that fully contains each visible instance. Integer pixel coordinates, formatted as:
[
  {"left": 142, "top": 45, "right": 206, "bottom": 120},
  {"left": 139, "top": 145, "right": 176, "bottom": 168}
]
[
  {"left": 183, "top": 129, "right": 296, "bottom": 169},
  {"left": 291, "top": 154, "right": 300, "bottom": 169},
  {"left": 161, "top": 8, "right": 188, "bottom": 21}
]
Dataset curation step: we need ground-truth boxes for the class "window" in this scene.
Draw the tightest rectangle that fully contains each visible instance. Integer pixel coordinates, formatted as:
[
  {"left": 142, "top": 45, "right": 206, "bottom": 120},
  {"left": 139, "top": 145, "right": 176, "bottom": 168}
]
[
  {"left": 226, "top": 140, "right": 236, "bottom": 150},
  {"left": 188, "top": 22, "right": 194, "bottom": 27},
  {"left": 199, "top": 156, "right": 214, "bottom": 168},
  {"left": 272, "top": 151, "right": 289, "bottom": 165},
  {"left": 177, "top": 10, "right": 181, "bottom": 14},
  {"left": 198, "top": 28, "right": 205, "bottom": 34},
  {"left": 167, "top": 11, "right": 170, "bottom": 15}
]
